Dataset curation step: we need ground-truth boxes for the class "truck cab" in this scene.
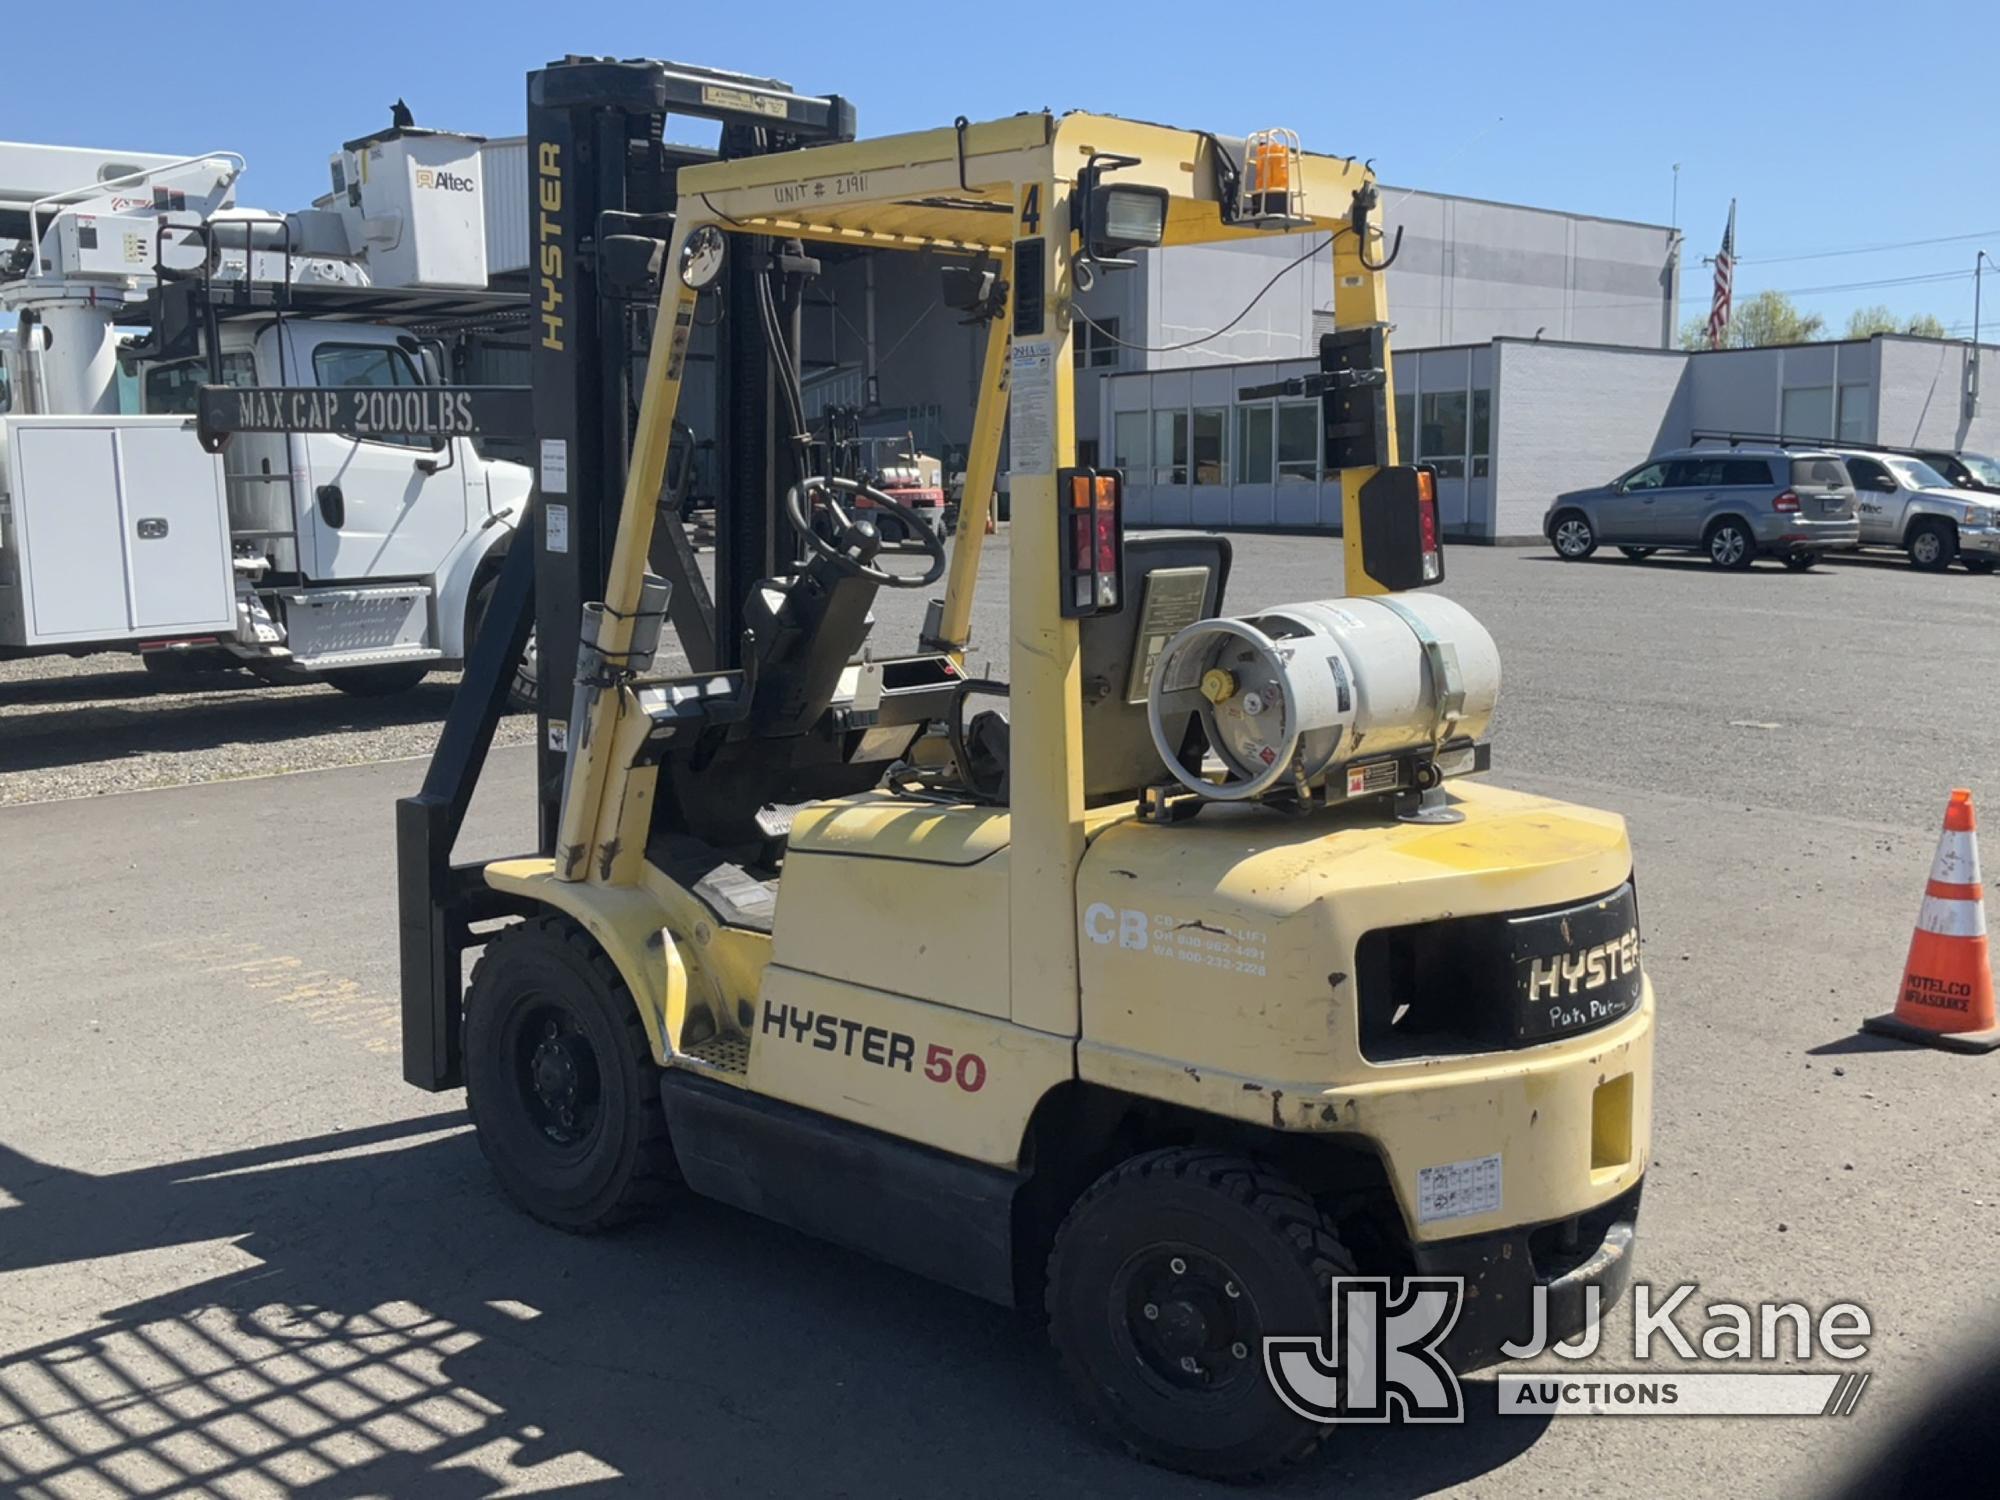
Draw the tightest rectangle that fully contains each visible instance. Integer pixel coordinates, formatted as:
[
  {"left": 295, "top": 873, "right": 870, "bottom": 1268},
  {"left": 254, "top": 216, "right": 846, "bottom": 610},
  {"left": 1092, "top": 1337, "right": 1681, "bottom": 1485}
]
[
  {"left": 1838, "top": 449, "right": 2000, "bottom": 573},
  {"left": 0, "top": 134, "right": 532, "bottom": 690},
  {"left": 2, "top": 313, "right": 529, "bottom": 689}
]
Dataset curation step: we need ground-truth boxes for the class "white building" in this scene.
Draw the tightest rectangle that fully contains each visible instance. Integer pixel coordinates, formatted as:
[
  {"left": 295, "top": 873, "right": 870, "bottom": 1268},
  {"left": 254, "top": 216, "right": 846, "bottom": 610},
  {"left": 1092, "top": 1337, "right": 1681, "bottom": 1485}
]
[{"left": 1104, "top": 333, "right": 2000, "bottom": 541}]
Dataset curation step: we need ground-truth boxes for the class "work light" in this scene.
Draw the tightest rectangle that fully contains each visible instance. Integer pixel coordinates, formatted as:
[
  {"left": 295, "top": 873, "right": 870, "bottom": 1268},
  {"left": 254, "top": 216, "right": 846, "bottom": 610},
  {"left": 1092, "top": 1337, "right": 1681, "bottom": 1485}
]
[{"left": 1087, "top": 185, "right": 1167, "bottom": 259}]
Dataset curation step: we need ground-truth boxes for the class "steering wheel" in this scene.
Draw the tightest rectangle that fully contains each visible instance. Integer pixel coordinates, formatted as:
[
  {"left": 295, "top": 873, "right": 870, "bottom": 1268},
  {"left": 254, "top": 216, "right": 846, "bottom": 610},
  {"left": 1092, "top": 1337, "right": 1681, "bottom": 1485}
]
[{"left": 786, "top": 475, "right": 946, "bottom": 589}]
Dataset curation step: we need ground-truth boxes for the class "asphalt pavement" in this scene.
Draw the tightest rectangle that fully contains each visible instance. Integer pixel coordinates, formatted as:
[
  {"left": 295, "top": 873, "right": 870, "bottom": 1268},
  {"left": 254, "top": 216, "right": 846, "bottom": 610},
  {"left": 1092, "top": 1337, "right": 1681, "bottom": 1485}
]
[{"left": 2, "top": 535, "right": 1996, "bottom": 1497}]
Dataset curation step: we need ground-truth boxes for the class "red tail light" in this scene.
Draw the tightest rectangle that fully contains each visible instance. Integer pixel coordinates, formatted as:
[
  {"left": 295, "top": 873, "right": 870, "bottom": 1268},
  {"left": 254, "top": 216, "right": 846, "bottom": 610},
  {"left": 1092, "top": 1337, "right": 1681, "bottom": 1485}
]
[
  {"left": 1059, "top": 467, "right": 1125, "bottom": 617},
  {"left": 1773, "top": 490, "right": 1801, "bottom": 513},
  {"left": 1416, "top": 473, "right": 1442, "bottom": 582}
]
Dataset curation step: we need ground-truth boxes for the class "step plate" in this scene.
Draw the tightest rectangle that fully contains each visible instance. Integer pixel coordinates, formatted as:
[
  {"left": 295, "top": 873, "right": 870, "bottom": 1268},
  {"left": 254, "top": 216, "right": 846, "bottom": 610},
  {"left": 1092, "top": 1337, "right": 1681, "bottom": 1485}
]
[
  {"left": 279, "top": 584, "right": 433, "bottom": 662},
  {"left": 680, "top": 1032, "right": 750, "bottom": 1075}
]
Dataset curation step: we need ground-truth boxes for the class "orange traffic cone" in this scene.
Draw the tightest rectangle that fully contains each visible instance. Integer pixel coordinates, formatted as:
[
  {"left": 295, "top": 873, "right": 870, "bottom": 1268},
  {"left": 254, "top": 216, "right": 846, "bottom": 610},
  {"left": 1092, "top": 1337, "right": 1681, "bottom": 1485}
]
[{"left": 1863, "top": 789, "right": 2000, "bottom": 1053}]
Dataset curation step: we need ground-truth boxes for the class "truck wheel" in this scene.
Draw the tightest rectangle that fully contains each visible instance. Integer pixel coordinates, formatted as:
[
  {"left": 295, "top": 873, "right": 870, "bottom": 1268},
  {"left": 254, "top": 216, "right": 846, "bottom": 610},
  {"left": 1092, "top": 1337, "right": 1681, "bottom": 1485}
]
[
  {"left": 1704, "top": 517, "right": 1755, "bottom": 570},
  {"left": 471, "top": 573, "right": 539, "bottom": 712},
  {"left": 463, "top": 914, "right": 675, "bottom": 1232},
  {"left": 1046, "top": 1147, "right": 1354, "bottom": 1480},
  {"left": 1550, "top": 511, "right": 1596, "bottom": 560},
  {"left": 326, "top": 663, "right": 431, "bottom": 697},
  {"left": 142, "top": 648, "right": 238, "bottom": 679},
  {"left": 1907, "top": 519, "right": 1956, "bottom": 572}
]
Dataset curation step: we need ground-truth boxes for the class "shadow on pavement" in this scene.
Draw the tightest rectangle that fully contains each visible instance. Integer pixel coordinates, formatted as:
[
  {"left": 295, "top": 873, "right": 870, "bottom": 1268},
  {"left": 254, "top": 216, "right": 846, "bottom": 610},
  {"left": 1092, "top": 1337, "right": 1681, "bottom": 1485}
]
[
  {"left": 0, "top": 678, "right": 474, "bottom": 779},
  {"left": 0, "top": 1118, "right": 1550, "bottom": 1497},
  {"left": 1805, "top": 1033, "right": 1914, "bottom": 1057}
]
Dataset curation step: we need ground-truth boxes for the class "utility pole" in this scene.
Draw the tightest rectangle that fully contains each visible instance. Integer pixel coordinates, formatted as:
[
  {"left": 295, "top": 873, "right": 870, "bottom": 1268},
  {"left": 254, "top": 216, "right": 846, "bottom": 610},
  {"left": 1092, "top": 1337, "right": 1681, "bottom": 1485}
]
[
  {"left": 1671, "top": 163, "right": 1681, "bottom": 233},
  {"left": 1972, "top": 249, "right": 1990, "bottom": 419}
]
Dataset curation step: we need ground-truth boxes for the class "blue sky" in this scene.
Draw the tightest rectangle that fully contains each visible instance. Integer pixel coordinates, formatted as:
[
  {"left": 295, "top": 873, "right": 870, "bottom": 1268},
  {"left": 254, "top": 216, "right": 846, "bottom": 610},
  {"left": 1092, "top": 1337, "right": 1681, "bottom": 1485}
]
[{"left": 11, "top": 0, "right": 1993, "bottom": 339}]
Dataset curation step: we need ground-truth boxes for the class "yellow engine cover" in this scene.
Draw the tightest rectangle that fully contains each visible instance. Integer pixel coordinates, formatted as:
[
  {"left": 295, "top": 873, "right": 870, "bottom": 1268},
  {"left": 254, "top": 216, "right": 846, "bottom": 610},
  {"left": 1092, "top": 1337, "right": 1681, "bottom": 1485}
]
[{"left": 1074, "top": 780, "right": 1652, "bottom": 1240}]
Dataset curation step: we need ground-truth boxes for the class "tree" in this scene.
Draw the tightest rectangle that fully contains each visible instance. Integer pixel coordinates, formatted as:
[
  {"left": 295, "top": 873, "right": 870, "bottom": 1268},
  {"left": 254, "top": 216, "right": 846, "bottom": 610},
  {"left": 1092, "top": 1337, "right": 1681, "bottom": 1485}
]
[
  {"left": 1845, "top": 305, "right": 1948, "bottom": 339},
  {"left": 1681, "top": 289, "right": 1826, "bottom": 350}
]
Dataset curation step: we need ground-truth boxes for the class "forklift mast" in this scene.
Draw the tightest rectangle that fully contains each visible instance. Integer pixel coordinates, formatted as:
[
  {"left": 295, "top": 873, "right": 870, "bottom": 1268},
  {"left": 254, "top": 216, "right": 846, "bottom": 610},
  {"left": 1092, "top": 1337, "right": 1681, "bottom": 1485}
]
[{"left": 397, "top": 57, "right": 854, "bottom": 1091}]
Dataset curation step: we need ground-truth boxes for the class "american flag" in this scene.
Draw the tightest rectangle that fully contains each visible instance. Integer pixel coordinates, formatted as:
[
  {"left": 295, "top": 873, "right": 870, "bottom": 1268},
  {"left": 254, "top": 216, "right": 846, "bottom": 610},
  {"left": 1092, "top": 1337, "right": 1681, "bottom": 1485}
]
[{"left": 1707, "top": 200, "right": 1736, "bottom": 350}]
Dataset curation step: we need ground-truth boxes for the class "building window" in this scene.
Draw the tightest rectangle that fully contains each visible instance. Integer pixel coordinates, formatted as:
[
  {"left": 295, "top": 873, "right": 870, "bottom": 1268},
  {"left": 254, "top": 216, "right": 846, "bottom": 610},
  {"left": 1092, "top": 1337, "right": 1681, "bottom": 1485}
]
[
  {"left": 1837, "top": 383, "right": 1872, "bottom": 444},
  {"left": 1419, "top": 389, "right": 1468, "bottom": 479},
  {"left": 1470, "top": 388, "right": 1491, "bottom": 479},
  {"left": 1394, "top": 392, "right": 1415, "bottom": 467},
  {"left": 1277, "top": 402, "right": 1318, "bottom": 481},
  {"left": 1780, "top": 386, "right": 1834, "bottom": 441},
  {"left": 1192, "top": 407, "right": 1226, "bottom": 484},
  {"left": 1154, "top": 409, "right": 1188, "bottom": 485},
  {"left": 1074, "top": 317, "right": 1121, "bottom": 370},
  {"left": 1113, "top": 411, "right": 1149, "bottom": 476},
  {"left": 1235, "top": 405, "right": 1274, "bottom": 484}
]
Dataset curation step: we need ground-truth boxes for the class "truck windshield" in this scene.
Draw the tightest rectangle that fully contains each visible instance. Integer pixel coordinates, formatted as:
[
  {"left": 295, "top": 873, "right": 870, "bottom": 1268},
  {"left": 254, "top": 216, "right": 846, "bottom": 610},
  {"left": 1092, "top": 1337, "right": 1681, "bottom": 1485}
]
[
  {"left": 1959, "top": 453, "right": 2000, "bottom": 487},
  {"left": 143, "top": 353, "right": 259, "bottom": 415},
  {"left": 1887, "top": 456, "right": 1952, "bottom": 491}
]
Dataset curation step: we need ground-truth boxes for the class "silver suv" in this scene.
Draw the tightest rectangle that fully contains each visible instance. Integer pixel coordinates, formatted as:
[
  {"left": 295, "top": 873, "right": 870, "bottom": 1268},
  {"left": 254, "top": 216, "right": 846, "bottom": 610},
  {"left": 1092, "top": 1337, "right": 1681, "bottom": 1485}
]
[{"left": 1545, "top": 447, "right": 1859, "bottom": 570}]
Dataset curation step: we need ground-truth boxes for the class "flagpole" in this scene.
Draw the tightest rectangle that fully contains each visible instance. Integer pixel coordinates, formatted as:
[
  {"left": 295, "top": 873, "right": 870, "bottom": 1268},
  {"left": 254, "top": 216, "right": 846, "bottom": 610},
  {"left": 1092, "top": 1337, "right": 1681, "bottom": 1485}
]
[{"left": 1708, "top": 200, "right": 1736, "bottom": 351}]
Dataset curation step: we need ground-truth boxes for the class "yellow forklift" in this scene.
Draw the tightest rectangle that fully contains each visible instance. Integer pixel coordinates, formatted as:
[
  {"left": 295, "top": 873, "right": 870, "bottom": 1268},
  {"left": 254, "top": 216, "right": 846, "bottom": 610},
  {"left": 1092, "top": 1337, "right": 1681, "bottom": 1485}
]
[{"left": 393, "top": 60, "right": 1653, "bottom": 1478}]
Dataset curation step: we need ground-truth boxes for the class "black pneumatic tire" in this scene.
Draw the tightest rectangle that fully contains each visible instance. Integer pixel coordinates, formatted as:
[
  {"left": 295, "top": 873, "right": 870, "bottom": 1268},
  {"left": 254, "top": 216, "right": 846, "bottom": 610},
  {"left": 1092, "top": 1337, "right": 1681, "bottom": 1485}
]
[
  {"left": 463, "top": 914, "right": 675, "bottom": 1232},
  {"left": 1907, "top": 519, "right": 1956, "bottom": 572},
  {"left": 1964, "top": 557, "right": 1997, "bottom": 575},
  {"left": 1618, "top": 546, "right": 1657, "bottom": 561},
  {"left": 1046, "top": 1147, "right": 1355, "bottom": 1481},
  {"left": 1705, "top": 517, "right": 1756, "bottom": 570},
  {"left": 1549, "top": 511, "right": 1597, "bottom": 560},
  {"left": 1783, "top": 551, "right": 1818, "bottom": 572},
  {"left": 142, "top": 649, "right": 240, "bottom": 680},
  {"left": 326, "top": 663, "right": 431, "bottom": 697},
  {"left": 471, "top": 572, "right": 539, "bottom": 713}
]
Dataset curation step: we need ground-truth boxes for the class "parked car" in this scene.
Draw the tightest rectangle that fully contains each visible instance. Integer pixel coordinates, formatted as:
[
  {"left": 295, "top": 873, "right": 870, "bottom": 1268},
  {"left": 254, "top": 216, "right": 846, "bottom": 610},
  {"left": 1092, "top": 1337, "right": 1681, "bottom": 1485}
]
[
  {"left": 1909, "top": 448, "right": 2000, "bottom": 496},
  {"left": 1835, "top": 451, "right": 2000, "bottom": 572},
  {"left": 1545, "top": 446, "right": 1859, "bottom": 570}
]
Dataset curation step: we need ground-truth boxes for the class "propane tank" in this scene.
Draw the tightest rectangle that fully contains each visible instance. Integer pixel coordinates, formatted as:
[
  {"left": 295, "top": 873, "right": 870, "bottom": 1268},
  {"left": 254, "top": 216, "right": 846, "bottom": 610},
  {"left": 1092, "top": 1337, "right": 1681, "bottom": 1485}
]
[{"left": 1146, "top": 594, "right": 1500, "bottom": 802}]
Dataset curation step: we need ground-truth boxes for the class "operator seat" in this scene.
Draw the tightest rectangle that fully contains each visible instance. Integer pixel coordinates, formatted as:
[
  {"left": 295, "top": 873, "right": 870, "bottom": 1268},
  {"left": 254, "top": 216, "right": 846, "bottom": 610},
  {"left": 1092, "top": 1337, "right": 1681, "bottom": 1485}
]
[{"left": 945, "top": 533, "right": 1234, "bottom": 806}]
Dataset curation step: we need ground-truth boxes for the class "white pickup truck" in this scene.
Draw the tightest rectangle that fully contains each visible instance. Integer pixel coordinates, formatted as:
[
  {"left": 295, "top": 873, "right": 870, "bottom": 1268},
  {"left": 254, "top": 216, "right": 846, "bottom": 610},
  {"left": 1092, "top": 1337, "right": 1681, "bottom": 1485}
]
[
  {"left": 1, "top": 316, "right": 531, "bottom": 693},
  {"left": 1836, "top": 450, "right": 2000, "bottom": 574}
]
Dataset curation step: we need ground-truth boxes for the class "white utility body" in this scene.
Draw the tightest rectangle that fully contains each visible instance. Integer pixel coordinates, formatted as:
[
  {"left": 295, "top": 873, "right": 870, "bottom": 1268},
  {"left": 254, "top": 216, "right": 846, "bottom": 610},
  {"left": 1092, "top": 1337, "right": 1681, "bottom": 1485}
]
[{"left": 0, "top": 128, "right": 529, "bottom": 691}]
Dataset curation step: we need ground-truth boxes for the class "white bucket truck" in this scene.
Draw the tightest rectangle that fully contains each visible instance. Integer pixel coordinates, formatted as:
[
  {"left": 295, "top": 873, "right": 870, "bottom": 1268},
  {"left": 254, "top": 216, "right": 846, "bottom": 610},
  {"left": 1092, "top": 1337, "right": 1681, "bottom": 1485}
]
[{"left": 0, "top": 127, "right": 530, "bottom": 694}]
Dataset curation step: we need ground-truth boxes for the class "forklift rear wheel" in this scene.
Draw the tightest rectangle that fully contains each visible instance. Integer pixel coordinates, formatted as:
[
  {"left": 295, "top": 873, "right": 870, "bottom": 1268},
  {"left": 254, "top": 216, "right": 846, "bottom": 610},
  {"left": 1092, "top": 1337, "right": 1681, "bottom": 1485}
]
[
  {"left": 1617, "top": 546, "right": 1657, "bottom": 562},
  {"left": 463, "top": 915, "right": 675, "bottom": 1232},
  {"left": 1046, "top": 1147, "right": 1354, "bottom": 1480},
  {"left": 326, "top": 664, "right": 432, "bottom": 697},
  {"left": 1783, "top": 551, "right": 1818, "bottom": 572}
]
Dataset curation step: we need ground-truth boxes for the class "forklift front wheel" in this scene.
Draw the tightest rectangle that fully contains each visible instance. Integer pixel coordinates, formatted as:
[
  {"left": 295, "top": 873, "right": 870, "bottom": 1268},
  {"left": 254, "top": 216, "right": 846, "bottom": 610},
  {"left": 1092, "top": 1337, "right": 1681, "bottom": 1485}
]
[
  {"left": 1046, "top": 1148, "right": 1354, "bottom": 1480},
  {"left": 463, "top": 915, "right": 676, "bottom": 1233}
]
